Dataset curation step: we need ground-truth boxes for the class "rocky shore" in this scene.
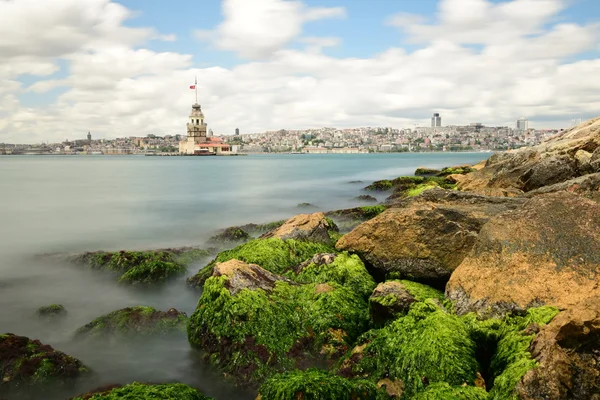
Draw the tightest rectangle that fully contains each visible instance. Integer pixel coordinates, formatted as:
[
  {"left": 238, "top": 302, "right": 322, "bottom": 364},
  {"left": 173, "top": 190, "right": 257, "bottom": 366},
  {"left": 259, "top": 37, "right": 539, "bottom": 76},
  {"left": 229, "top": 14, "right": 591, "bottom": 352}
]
[{"left": 2, "top": 117, "right": 599, "bottom": 399}]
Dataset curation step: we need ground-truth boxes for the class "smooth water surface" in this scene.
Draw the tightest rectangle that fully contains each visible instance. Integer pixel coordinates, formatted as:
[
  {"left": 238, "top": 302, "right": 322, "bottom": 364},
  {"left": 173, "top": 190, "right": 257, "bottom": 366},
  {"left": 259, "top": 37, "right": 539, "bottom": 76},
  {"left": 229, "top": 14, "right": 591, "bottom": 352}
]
[{"left": 0, "top": 153, "right": 490, "bottom": 399}]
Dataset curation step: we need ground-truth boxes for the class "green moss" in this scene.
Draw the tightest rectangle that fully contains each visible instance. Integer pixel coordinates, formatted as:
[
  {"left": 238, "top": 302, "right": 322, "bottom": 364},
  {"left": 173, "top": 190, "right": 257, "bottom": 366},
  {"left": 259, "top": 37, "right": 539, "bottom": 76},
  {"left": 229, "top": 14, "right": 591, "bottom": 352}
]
[
  {"left": 187, "top": 238, "right": 335, "bottom": 287},
  {"left": 438, "top": 166, "right": 475, "bottom": 176},
  {"left": 117, "top": 259, "right": 186, "bottom": 284},
  {"left": 187, "top": 273, "right": 371, "bottom": 385},
  {"left": 414, "top": 168, "right": 442, "bottom": 176},
  {"left": 405, "top": 182, "right": 439, "bottom": 197},
  {"left": 364, "top": 180, "right": 394, "bottom": 191},
  {"left": 291, "top": 253, "right": 376, "bottom": 299},
  {"left": 338, "top": 300, "right": 479, "bottom": 398},
  {"left": 37, "top": 304, "right": 66, "bottom": 317},
  {"left": 398, "top": 280, "right": 445, "bottom": 302},
  {"left": 70, "top": 382, "right": 213, "bottom": 400},
  {"left": 75, "top": 306, "right": 187, "bottom": 338},
  {"left": 173, "top": 248, "right": 211, "bottom": 266},
  {"left": 412, "top": 382, "right": 488, "bottom": 400},
  {"left": 32, "top": 358, "right": 54, "bottom": 384},
  {"left": 258, "top": 369, "right": 381, "bottom": 400},
  {"left": 358, "top": 205, "right": 386, "bottom": 219},
  {"left": 209, "top": 227, "right": 251, "bottom": 244}
]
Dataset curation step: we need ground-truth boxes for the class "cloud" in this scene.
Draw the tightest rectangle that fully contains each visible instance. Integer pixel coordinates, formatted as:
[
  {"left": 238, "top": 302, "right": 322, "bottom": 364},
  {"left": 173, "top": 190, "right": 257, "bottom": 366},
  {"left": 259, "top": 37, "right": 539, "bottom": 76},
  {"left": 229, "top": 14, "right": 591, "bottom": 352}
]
[
  {"left": 197, "top": 0, "right": 347, "bottom": 59},
  {"left": 1, "top": 0, "right": 600, "bottom": 144}
]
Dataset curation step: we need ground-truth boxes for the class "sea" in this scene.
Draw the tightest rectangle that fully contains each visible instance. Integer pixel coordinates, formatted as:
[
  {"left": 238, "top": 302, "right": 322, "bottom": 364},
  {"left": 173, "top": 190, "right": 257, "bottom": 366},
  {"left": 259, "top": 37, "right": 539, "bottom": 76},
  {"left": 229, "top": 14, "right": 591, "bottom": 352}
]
[{"left": 0, "top": 153, "right": 490, "bottom": 399}]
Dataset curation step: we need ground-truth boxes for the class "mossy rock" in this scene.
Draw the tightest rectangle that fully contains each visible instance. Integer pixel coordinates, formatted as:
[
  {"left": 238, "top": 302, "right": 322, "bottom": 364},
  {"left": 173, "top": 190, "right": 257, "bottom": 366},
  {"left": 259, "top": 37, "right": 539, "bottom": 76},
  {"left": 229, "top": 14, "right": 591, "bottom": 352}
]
[
  {"left": 75, "top": 306, "right": 187, "bottom": 339},
  {"left": 411, "top": 382, "right": 488, "bottom": 399},
  {"left": 364, "top": 180, "right": 394, "bottom": 191},
  {"left": 0, "top": 333, "right": 89, "bottom": 390},
  {"left": 414, "top": 167, "right": 442, "bottom": 176},
  {"left": 385, "top": 176, "right": 456, "bottom": 202},
  {"left": 187, "top": 238, "right": 335, "bottom": 288},
  {"left": 71, "top": 248, "right": 210, "bottom": 284},
  {"left": 297, "top": 202, "right": 318, "bottom": 208},
  {"left": 37, "top": 304, "right": 66, "bottom": 318},
  {"left": 337, "top": 300, "right": 480, "bottom": 398},
  {"left": 70, "top": 382, "right": 214, "bottom": 399},
  {"left": 237, "top": 220, "right": 286, "bottom": 236},
  {"left": 257, "top": 369, "right": 382, "bottom": 400},
  {"left": 437, "top": 166, "right": 476, "bottom": 176},
  {"left": 325, "top": 205, "right": 387, "bottom": 233},
  {"left": 208, "top": 227, "right": 251, "bottom": 245},
  {"left": 354, "top": 195, "right": 378, "bottom": 202},
  {"left": 187, "top": 271, "right": 371, "bottom": 386}
]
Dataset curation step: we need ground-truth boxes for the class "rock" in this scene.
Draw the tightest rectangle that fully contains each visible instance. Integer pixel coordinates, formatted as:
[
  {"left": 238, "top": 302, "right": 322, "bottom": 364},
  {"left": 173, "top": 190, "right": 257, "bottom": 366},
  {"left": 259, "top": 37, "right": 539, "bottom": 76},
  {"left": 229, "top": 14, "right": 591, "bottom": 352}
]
[
  {"left": 325, "top": 205, "right": 387, "bottom": 232},
  {"left": 457, "top": 117, "right": 600, "bottom": 195},
  {"left": 354, "top": 194, "right": 377, "bottom": 202},
  {"left": 293, "top": 252, "right": 338, "bottom": 273},
  {"left": 237, "top": 220, "right": 286, "bottom": 236},
  {"left": 75, "top": 306, "right": 187, "bottom": 338},
  {"left": 363, "top": 179, "right": 394, "bottom": 191},
  {"left": 411, "top": 382, "right": 488, "bottom": 400},
  {"left": 214, "top": 259, "right": 290, "bottom": 295},
  {"left": 591, "top": 146, "right": 600, "bottom": 172},
  {"left": 337, "top": 301, "right": 480, "bottom": 399},
  {"left": 337, "top": 188, "right": 524, "bottom": 287},
  {"left": 437, "top": 165, "right": 476, "bottom": 177},
  {"left": 0, "top": 333, "right": 89, "bottom": 390},
  {"left": 447, "top": 192, "right": 600, "bottom": 318},
  {"left": 260, "top": 212, "right": 336, "bottom": 244},
  {"left": 516, "top": 296, "right": 600, "bottom": 399},
  {"left": 526, "top": 172, "right": 600, "bottom": 202},
  {"left": 187, "top": 260, "right": 372, "bottom": 387},
  {"left": 347, "top": 180, "right": 364, "bottom": 184},
  {"left": 257, "top": 369, "right": 379, "bottom": 400},
  {"left": 297, "top": 202, "right": 317, "bottom": 208},
  {"left": 368, "top": 280, "right": 445, "bottom": 324},
  {"left": 187, "top": 238, "right": 334, "bottom": 288},
  {"left": 69, "top": 248, "right": 210, "bottom": 284},
  {"left": 414, "top": 167, "right": 441, "bottom": 176},
  {"left": 70, "top": 382, "right": 214, "bottom": 400},
  {"left": 208, "top": 227, "right": 251, "bottom": 244},
  {"left": 37, "top": 304, "right": 66, "bottom": 318}
]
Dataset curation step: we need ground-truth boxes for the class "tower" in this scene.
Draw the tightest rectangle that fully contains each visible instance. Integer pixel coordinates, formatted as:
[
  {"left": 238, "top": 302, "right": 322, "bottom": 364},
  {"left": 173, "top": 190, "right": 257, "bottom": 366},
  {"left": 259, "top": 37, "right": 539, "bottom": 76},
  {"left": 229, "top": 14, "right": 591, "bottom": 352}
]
[
  {"left": 87, "top": 131, "right": 92, "bottom": 144},
  {"left": 235, "top": 128, "right": 240, "bottom": 136},
  {"left": 431, "top": 113, "right": 441, "bottom": 127},
  {"left": 517, "top": 117, "right": 528, "bottom": 131}
]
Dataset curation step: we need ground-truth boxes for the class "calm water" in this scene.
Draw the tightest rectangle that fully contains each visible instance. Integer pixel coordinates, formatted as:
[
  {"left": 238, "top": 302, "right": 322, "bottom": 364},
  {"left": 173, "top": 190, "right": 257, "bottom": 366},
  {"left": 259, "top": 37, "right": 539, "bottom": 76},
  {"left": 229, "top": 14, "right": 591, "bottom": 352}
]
[{"left": 0, "top": 153, "right": 489, "bottom": 399}]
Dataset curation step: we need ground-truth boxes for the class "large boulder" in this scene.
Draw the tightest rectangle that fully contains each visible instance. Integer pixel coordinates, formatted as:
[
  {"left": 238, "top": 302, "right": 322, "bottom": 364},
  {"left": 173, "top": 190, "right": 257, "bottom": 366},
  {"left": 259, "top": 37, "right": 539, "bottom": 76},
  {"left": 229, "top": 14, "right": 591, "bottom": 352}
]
[
  {"left": 447, "top": 192, "right": 600, "bottom": 318},
  {"left": 325, "top": 205, "right": 387, "bottom": 233},
  {"left": 456, "top": 117, "right": 600, "bottom": 195},
  {"left": 0, "top": 333, "right": 89, "bottom": 390},
  {"left": 336, "top": 188, "right": 524, "bottom": 286},
  {"left": 527, "top": 172, "right": 600, "bottom": 202},
  {"left": 213, "top": 259, "right": 290, "bottom": 295},
  {"left": 260, "top": 212, "right": 336, "bottom": 244},
  {"left": 75, "top": 306, "right": 187, "bottom": 339},
  {"left": 516, "top": 297, "right": 600, "bottom": 399}
]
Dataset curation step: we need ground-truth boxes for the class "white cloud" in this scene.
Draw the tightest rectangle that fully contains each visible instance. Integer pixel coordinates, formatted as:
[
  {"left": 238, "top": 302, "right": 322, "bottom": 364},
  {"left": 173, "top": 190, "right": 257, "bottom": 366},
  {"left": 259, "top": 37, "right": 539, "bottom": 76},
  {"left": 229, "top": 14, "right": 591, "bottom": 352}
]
[
  {"left": 198, "top": 0, "right": 347, "bottom": 59},
  {"left": 1, "top": 0, "right": 600, "bottom": 144}
]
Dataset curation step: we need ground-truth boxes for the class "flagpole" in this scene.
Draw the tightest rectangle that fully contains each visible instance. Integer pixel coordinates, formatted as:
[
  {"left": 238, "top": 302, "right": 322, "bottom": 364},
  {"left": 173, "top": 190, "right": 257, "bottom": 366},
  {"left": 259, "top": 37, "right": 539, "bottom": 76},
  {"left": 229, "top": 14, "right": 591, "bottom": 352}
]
[{"left": 195, "top": 76, "right": 198, "bottom": 104}]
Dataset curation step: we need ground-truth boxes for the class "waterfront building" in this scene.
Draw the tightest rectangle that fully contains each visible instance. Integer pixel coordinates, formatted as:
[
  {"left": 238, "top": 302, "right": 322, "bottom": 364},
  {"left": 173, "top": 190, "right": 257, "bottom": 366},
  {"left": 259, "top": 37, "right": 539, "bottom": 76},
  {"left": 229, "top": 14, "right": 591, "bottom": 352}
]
[
  {"left": 178, "top": 101, "right": 231, "bottom": 155},
  {"left": 431, "top": 113, "right": 441, "bottom": 127}
]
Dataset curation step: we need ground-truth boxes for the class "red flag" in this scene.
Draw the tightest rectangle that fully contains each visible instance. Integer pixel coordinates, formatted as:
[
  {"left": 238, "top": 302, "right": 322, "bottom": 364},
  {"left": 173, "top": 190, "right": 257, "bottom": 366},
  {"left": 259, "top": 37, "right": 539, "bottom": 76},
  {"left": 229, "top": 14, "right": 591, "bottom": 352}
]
[{"left": 190, "top": 85, "right": 196, "bottom": 89}]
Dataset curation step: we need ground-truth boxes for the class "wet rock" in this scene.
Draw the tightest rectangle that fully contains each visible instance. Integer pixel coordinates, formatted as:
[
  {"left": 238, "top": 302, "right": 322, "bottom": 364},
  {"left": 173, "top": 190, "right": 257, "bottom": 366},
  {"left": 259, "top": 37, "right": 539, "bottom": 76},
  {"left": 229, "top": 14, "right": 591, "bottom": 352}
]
[
  {"left": 414, "top": 167, "right": 441, "bottom": 176},
  {"left": 214, "top": 259, "right": 290, "bottom": 295},
  {"left": 297, "top": 202, "right": 317, "bottom": 208},
  {"left": 437, "top": 165, "right": 476, "bottom": 177},
  {"left": 337, "top": 188, "right": 524, "bottom": 286},
  {"left": 363, "top": 179, "right": 394, "bottom": 191},
  {"left": 187, "top": 259, "right": 371, "bottom": 387},
  {"left": 348, "top": 180, "right": 364, "bottom": 184},
  {"left": 208, "top": 227, "right": 251, "bottom": 245},
  {"left": 526, "top": 172, "right": 600, "bottom": 202},
  {"left": 325, "top": 205, "right": 386, "bottom": 232},
  {"left": 353, "top": 194, "right": 377, "bottom": 202},
  {"left": 187, "top": 238, "right": 334, "bottom": 288},
  {"left": 0, "top": 333, "right": 89, "bottom": 390},
  {"left": 369, "top": 281, "right": 416, "bottom": 323},
  {"left": 36, "top": 304, "right": 66, "bottom": 318},
  {"left": 516, "top": 296, "right": 600, "bottom": 400},
  {"left": 70, "top": 382, "right": 214, "bottom": 400},
  {"left": 260, "top": 212, "right": 336, "bottom": 245},
  {"left": 447, "top": 192, "right": 600, "bottom": 318},
  {"left": 257, "top": 369, "right": 379, "bottom": 400},
  {"left": 75, "top": 306, "right": 187, "bottom": 339}
]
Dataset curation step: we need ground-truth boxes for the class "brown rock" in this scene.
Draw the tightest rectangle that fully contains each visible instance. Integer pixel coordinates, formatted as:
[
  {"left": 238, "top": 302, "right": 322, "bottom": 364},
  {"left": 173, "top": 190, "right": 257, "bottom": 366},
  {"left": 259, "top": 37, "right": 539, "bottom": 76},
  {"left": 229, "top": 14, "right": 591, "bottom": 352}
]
[
  {"left": 456, "top": 117, "right": 600, "bottom": 196},
  {"left": 369, "top": 281, "right": 416, "bottom": 323},
  {"left": 516, "top": 296, "right": 600, "bottom": 399},
  {"left": 446, "top": 192, "right": 600, "bottom": 318},
  {"left": 260, "top": 212, "right": 335, "bottom": 244},
  {"left": 293, "top": 253, "right": 338, "bottom": 274},
  {"left": 527, "top": 172, "right": 600, "bottom": 203},
  {"left": 377, "top": 378, "right": 404, "bottom": 398},
  {"left": 214, "top": 259, "right": 289, "bottom": 295},
  {"left": 336, "top": 188, "right": 523, "bottom": 286}
]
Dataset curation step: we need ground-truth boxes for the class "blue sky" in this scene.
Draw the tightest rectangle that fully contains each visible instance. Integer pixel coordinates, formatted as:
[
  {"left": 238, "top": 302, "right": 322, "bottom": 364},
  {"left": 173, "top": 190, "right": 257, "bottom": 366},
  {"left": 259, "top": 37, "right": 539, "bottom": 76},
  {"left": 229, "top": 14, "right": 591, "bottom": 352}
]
[{"left": 1, "top": 0, "right": 600, "bottom": 143}]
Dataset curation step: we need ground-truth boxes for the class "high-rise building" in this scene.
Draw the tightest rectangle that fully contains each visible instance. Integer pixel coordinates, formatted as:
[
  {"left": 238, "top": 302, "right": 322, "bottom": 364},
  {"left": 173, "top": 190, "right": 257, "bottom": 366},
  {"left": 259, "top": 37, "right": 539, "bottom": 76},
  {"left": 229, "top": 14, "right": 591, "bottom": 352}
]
[
  {"left": 431, "top": 113, "right": 441, "bottom": 127},
  {"left": 87, "top": 131, "right": 92, "bottom": 144},
  {"left": 517, "top": 117, "right": 528, "bottom": 131},
  {"left": 235, "top": 128, "right": 240, "bottom": 136}
]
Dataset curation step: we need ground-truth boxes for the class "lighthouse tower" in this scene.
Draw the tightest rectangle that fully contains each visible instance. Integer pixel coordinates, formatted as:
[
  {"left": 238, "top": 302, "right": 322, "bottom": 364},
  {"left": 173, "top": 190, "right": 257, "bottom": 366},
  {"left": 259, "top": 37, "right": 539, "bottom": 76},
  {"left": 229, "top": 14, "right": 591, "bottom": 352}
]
[{"left": 179, "top": 103, "right": 209, "bottom": 154}]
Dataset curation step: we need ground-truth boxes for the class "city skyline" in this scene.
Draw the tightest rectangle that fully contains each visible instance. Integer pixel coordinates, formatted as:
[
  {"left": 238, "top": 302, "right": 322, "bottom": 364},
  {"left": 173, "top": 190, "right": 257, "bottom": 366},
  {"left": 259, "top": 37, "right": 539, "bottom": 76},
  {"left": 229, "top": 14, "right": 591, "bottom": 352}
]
[{"left": 1, "top": 0, "right": 599, "bottom": 144}]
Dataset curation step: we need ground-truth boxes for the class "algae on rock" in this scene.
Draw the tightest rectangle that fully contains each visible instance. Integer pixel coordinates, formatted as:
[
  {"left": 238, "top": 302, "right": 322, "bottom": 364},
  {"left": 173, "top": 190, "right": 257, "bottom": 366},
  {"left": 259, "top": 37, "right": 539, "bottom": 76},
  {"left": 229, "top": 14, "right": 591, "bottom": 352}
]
[{"left": 70, "top": 382, "right": 214, "bottom": 400}]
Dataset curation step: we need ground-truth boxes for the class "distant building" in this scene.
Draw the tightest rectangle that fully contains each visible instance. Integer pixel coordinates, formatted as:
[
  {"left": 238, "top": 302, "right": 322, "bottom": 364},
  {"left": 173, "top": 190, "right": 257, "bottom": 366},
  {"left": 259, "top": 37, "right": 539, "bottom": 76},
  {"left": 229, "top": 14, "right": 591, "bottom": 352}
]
[
  {"left": 178, "top": 102, "right": 232, "bottom": 155},
  {"left": 431, "top": 113, "right": 441, "bottom": 127},
  {"left": 517, "top": 117, "right": 528, "bottom": 131},
  {"left": 235, "top": 128, "right": 240, "bottom": 136},
  {"left": 87, "top": 132, "right": 92, "bottom": 144}
]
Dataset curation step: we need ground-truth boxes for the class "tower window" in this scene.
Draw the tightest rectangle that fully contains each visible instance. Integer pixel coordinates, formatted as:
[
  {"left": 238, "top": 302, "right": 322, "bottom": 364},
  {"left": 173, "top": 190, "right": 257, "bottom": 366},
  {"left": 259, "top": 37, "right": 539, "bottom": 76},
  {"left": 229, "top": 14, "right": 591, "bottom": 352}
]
[{"left": 196, "top": 119, "right": 199, "bottom": 124}]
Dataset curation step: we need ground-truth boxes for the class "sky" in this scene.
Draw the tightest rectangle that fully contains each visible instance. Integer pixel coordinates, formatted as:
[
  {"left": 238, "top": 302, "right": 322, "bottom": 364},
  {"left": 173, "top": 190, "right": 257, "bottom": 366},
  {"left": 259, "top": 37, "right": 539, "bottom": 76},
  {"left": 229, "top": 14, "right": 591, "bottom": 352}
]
[{"left": 1, "top": 0, "right": 599, "bottom": 143}]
